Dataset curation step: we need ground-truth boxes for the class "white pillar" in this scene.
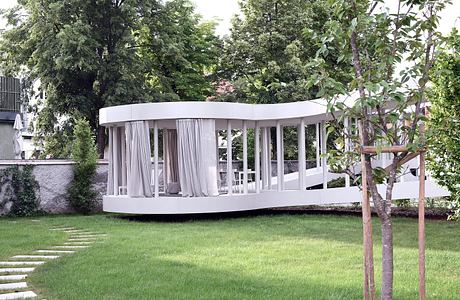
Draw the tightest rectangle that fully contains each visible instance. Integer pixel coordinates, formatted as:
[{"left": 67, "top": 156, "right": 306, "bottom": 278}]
[
  {"left": 298, "top": 119, "right": 306, "bottom": 190},
  {"left": 162, "top": 128, "right": 167, "bottom": 193},
  {"left": 316, "top": 123, "right": 320, "bottom": 170},
  {"left": 243, "top": 121, "right": 248, "bottom": 194},
  {"left": 154, "top": 121, "right": 159, "bottom": 198},
  {"left": 261, "top": 127, "right": 268, "bottom": 189},
  {"left": 112, "top": 127, "right": 119, "bottom": 196},
  {"left": 121, "top": 127, "right": 127, "bottom": 192},
  {"left": 267, "top": 127, "right": 272, "bottom": 190},
  {"left": 344, "top": 117, "right": 350, "bottom": 188},
  {"left": 276, "top": 121, "right": 283, "bottom": 192},
  {"left": 281, "top": 125, "right": 284, "bottom": 190},
  {"left": 255, "top": 121, "right": 261, "bottom": 193},
  {"left": 227, "top": 120, "right": 233, "bottom": 195},
  {"left": 321, "top": 121, "right": 327, "bottom": 189}
]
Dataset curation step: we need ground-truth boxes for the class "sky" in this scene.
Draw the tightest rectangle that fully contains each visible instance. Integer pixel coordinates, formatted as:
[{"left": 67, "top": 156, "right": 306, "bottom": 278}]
[{"left": 0, "top": 0, "right": 458, "bottom": 36}]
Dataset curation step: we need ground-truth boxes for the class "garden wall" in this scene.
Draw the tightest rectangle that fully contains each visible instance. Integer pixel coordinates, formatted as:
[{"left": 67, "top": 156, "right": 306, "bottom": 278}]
[
  {"left": 0, "top": 159, "right": 316, "bottom": 215},
  {"left": 0, "top": 160, "right": 108, "bottom": 215}
]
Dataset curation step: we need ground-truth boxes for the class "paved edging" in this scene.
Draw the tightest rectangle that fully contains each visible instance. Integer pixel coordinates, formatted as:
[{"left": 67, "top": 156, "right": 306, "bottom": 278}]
[{"left": 0, "top": 226, "right": 107, "bottom": 299}]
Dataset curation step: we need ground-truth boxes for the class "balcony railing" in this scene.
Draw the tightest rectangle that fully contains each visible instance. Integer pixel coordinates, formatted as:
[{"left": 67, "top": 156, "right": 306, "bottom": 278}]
[{"left": 0, "top": 76, "right": 21, "bottom": 112}]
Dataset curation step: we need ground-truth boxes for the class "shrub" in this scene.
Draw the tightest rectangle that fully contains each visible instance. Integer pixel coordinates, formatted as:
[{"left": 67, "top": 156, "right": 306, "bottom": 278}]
[
  {"left": 68, "top": 119, "right": 98, "bottom": 213},
  {"left": 0, "top": 165, "right": 41, "bottom": 216},
  {"left": 428, "top": 30, "right": 460, "bottom": 220}
]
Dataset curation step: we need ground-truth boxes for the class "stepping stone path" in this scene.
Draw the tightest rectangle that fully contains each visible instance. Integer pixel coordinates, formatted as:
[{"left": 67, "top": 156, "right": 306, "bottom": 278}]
[{"left": 0, "top": 226, "right": 107, "bottom": 299}]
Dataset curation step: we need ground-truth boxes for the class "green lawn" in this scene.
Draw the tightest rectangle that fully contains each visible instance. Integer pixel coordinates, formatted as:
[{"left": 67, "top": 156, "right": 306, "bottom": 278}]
[{"left": 0, "top": 213, "right": 459, "bottom": 299}]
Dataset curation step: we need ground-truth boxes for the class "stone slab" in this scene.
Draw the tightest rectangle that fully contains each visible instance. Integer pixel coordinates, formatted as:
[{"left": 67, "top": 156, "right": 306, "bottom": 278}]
[
  {"left": 0, "top": 262, "right": 44, "bottom": 266},
  {"left": 0, "top": 291, "right": 37, "bottom": 299},
  {"left": 0, "top": 282, "right": 27, "bottom": 290},
  {"left": 0, "top": 275, "right": 27, "bottom": 281},
  {"left": 0, "top": 269, "right": 35, "bottom": 274}
]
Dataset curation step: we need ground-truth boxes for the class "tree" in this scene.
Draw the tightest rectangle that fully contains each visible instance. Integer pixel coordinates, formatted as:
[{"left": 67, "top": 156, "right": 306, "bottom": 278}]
[
  {"left": 310, "top": 0, "right": 451, "bottom": 299},
  {"left": 0, "top": 0, "right": 147, "bottom": 157},
  {"left": 138, "top": 0, "right": 222, "bottom": 101},
  {"left": 68, "top": 118, "right": 98, "bottom": 213},
  {"left": 0, "top": 0, "right": 221, "bottom": 157},
  {"left": 220, "top": 0, "right": 352, "bottom": 104},
  {"left": 428, "top": 29, "right": 460, "bottom": 220}
]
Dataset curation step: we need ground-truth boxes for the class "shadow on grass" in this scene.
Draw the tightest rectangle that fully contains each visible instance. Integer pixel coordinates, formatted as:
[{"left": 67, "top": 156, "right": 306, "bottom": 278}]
[{"left": 110, "top": 209, "right": 460, "bottom": 252}]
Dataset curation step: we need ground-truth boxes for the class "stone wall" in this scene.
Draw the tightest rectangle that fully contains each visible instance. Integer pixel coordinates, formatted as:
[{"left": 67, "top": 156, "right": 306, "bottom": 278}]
[
  {"left": 0, "top": 160, "right": 108, "bottom": 215},
  {"left": 0, "top": 159, "right": 316, "bottom": 215}
]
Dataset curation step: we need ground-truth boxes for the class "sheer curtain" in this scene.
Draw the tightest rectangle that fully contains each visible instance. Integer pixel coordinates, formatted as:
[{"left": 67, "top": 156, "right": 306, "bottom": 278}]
[
  {"left": 125, "top": 121, "right": 153, "bottom": 197},
  {"left": 107, "top": 126, "right": 126, "bottom": 195},
  {"left": 164, "top": 129, "right": 180, "bottom": 194},
  {"left": 176, "top": 119, "right": 218, "bottom": 197}
]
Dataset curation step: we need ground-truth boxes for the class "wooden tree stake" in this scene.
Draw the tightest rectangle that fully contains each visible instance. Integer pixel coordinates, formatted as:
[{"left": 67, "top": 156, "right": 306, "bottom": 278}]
[{"left": 419, "top": 124, "right": 426, "bottom": 300}]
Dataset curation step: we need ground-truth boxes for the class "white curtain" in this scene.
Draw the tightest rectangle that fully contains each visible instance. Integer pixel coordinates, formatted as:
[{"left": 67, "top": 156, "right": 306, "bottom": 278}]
[
  {"left": 125, "top": 121, "right": 153, "bottom": 197},
  {"left": 164, "top": 129, "right": 180, "bottom": 194},
  {"left": 177, "top": 119, "right": 218, "bottom": 197},
  {"left": 107, "top": 127, "right": 126, "bottom": 195}
]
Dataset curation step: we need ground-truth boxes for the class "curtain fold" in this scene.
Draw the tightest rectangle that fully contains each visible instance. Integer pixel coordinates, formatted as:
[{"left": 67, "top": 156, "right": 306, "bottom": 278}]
[
  {"left": 164, "top": 129, "right": 180, "bottom": 194},
  {"left": 107, "top": 127, "right": 125, "bottom": 195},
  {"left": 125, "top": 121, "right": 153, "bottom": 197},
  {"left": 177, "top": 119, "right": 218, "bottom": 197}
]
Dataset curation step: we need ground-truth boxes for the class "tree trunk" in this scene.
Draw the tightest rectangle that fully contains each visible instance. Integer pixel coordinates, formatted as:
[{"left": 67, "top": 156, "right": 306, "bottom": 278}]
[
  {"left": 96, "top": 125, "right": 106, "bottom": 159},
  {"left": 381, "top": 217, "right": 393, "bottom": 300}
]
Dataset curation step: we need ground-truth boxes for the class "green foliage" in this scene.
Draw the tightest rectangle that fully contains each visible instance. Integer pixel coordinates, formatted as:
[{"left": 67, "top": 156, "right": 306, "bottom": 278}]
[
  {"left": 138, "top": 0, "right": 222, "bottom": 101},
  {"left": 394, "top": 199, "right": 412, "bottom": 208},
  {"left": 428, "top": 29, "right": 460, "bottom": 220},
  {"left": 310, "top": 0, "right": 450, "bottom": 209},
  {"left": 0, "top": 0, "right": 221, "bottom": 157},
  {"left": 220, "top": 0, "right": 352, "bottom": 104},
  {"left": 68, "top": 119, "right": 99, "bottom": 214},
  {"left": 0, "top": 165, "right": 41, "bottom": 217}
]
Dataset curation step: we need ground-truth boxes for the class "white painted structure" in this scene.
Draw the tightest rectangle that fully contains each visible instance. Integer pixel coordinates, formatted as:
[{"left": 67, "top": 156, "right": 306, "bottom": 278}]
[{"left": 100, "top": 99, "right": 449, "bottom": 214}]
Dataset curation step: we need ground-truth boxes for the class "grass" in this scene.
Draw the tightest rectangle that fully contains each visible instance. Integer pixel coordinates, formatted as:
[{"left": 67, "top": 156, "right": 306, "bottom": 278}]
[{"left": 0, "top": 213, "right": 459, "bottom": 299}]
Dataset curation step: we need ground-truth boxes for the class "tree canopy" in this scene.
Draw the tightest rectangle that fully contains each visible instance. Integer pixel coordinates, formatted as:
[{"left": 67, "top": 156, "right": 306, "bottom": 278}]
[
  {"left": 0, "top": 0, "right": 221, "bottom": 157},
  {"left": 220, "top": 0, "right": 352, "bottom": 104}
]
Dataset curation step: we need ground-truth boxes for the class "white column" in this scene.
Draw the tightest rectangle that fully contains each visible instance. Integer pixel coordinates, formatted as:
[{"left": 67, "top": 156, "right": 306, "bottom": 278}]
[
  {"left": 154, "top": 121, "right": 159, "bottom": 198},
  {"left": 112, "top": 127, "right": 119, "bottom": 196},
  {"left": 298, "top": 119, "right": 306, "bottom": 190},
  {"left": 255, "top": 121, "right": 261, "bottom": 193},
  {"left": 243, "top": 121, "right": 248, "bottom": 194},
  {"left": 261, "top": 127, "right": 268, "bottom": 189},
  {"left": 276, "top": 121, "right": 283, "bottom": 192},
  {"left": 267, "top": 127, "right": 272, "bottom": 190},
  {"left": 162, "top": 128, "right": 167, "bottom": 193},
  {"left": 344, "top": 117, "right": 350, "bottom": 188},
  {"left": 321, "top": 121, "right": 327, "bottom": 189},
  {"left": 281, "top": 125, "right": 284, "bottom": 190},
  {"left": 316, "top": 123, "right": 320, "bottom": 170},
  {"left": 227, "top": 120, "right": 233, "bottom": 195},
  {"left": 121, "top": 127, "right": 127, "bottom": 192}
]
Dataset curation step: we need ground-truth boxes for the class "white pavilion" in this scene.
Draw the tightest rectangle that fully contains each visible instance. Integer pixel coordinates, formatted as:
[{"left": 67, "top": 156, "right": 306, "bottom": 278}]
[{"left": 100, "top": 99, "right": 449, "bottom": 214}]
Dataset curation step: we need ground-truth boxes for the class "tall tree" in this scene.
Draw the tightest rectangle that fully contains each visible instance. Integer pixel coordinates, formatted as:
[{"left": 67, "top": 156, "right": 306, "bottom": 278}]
[
  {"left": 1, "top": 0, "right": 146, "bottom": 157},
  {"left": 311, "top": 0, "right": 451, "bottom": 298},
  {"left": 139, "top": 0, "right": 222, "bottom": 101},
  {"left": 0, "top": 0, "right": 221, "bottom": 157},
  {"left": 220, "top": 0, "right": 352, "bottom": 104}
]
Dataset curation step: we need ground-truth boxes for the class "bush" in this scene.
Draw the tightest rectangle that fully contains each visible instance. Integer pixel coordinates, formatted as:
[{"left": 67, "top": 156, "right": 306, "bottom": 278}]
[
  {"left": 0, "top": 165, "right": 41, "bottom": 216},
  {"left": 68, "top": 119, "right": 98, "bottom": 213},
  {"left": 428, "top": 30, "right": 460, "bottom": 220}
]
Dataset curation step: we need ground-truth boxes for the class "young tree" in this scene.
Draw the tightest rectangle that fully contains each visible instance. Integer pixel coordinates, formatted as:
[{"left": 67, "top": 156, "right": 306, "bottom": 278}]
[
  {"left": 68, "top": 118, "right": 98, "bottom": 213},
  {"left": 428, "top": 29, "right": 460, "bottom": 220},
  {"left": 310, "top": 0, "right": 451, "bottom": 299}
]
